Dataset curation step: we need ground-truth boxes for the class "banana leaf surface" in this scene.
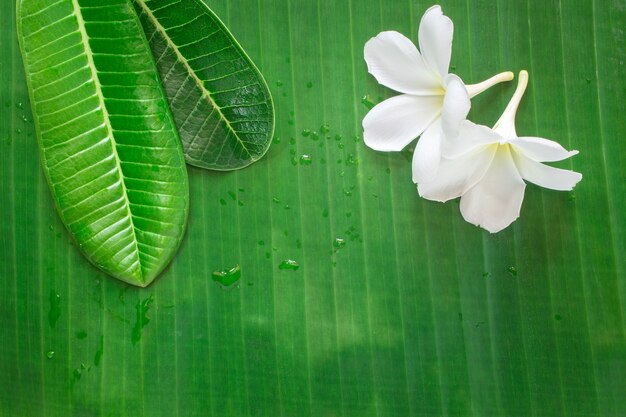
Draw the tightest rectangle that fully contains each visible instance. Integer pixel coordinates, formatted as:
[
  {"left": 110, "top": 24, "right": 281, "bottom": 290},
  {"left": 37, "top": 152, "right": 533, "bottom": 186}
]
[{"left": 0, "top": 0, "right": 624, "bottom": 416}]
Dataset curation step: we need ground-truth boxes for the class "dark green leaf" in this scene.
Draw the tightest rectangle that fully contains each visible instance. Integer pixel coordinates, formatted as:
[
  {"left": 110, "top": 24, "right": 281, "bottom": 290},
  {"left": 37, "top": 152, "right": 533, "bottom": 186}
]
[
  {"left": 134, "top": 0, "right": 274, "bottom": 170},
  {"left": 17, "top": 0, "right": 189, "bottom": 286}
]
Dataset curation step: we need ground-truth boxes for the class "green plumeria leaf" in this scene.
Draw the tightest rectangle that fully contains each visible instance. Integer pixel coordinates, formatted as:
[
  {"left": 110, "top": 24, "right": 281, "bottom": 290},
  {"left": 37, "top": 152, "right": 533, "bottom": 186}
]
[
  {"left": 133, "top": 0, "right": 275, "bottom": 171},
  {"left": 17, "top": 0, "right": 189, "bottom": 287}
]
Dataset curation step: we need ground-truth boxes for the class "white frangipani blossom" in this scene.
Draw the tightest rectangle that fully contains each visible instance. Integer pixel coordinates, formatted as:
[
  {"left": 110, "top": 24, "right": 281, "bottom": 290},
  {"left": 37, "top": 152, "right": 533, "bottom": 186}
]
[
  {"left": 418, "top": 70, "right": 583, "bottom": 233},
  {"left": 362, "top": 5, "right": 513, "bottom": 183}
]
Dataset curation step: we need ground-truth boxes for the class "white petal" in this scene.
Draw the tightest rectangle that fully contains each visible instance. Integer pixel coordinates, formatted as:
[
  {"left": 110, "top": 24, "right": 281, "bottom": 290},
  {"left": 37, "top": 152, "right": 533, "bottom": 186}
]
[
  {"left": 460, "top": 146, "right": 526, "bottom": 233},
  {"left": 442, "top": 120, "right": 501, "bottom": 159},
  {"left": 364, "top": 31, "right": 442, "bottom": 95},
  {"left": 510, "top": 136, "right": 579, "bottom": 162},
  {"left": 412, "top": 120, "right": 442, "bottom": 183},
  {"left": 418, "top": 5, "right": 453, "bottom": 78},
  {"left": 441, "top": 74, "right": 470, "bottom": 138},
  {"left": 418, "top": 145, "right": 497, "bottom": 202},
  {"left": 363, "top": 94, "right": 442, "bottom": 152},
  {"left": 512, "top": 150, "right": 583, "bottom": 191}
]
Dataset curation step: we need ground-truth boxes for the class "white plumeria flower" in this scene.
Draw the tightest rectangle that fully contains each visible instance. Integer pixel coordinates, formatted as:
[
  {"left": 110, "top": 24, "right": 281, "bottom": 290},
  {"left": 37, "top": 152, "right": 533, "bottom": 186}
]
[
  {"left": 419, "top": 70, "right": 583, "bottom": 233},
  {"left": 362, "top": 4, "right": 513, "bottom": 183}
]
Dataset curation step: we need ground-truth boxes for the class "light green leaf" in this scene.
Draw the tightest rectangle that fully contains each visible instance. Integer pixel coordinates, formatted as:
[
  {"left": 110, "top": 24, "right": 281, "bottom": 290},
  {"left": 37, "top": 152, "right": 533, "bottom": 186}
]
[
  {"left": 17, "top": 0, "right": 189, "bottom": 286},
  {"left": 134, "top": 0, "right": 274, "bottom": 170}
]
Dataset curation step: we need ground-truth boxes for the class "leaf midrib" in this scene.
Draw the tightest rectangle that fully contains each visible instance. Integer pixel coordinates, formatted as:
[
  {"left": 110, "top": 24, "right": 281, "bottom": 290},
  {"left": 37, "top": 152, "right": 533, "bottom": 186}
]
[
  {"left": 72, "top": 0, "right": 143, "bottom": 282},
  {"left": 135, "top": 0, "right": 253, "bottom": 159}
]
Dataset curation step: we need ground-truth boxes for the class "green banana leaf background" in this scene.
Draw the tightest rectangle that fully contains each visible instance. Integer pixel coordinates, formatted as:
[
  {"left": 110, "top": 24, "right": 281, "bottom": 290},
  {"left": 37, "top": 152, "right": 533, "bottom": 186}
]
[{"left": 1, "top": 0, "right": 624, "bottom": 416}]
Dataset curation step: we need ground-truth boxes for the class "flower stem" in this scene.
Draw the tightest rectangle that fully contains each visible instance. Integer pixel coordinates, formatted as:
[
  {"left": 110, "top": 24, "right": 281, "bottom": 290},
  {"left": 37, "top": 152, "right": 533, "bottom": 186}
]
[
  {"left": 465, "top": 71, "right": 514, "bottom": 98},
  {"left": 493, "top": 70, "right": 529, "bottom": 139}
]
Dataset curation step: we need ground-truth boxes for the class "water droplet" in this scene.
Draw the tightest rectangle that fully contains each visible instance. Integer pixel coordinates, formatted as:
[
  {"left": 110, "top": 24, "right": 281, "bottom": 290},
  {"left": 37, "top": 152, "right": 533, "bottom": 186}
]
[
  {"left": 310, "top": 131, "right": 320, "bottom": 141},
  {"left": 361, "top": 95, "right": 375, "bottom": 110},
  {"left": 272, "top": 197, "right": 281, "bottom": 204},
  {"left": 343, "top": 186, "right": 355, "bottom": 197},
  {"left": 345, "top": 154, "right": 359, "bottom": 166},
  {"left": 21, "top": 115, "right": 29, "bottom": 123},
  {"left": 273, "top": 136, "right": 281, "bottom": 144},
  {"left": 46, "top": 351, "right": 55, "bottom": 359},
  {"left": 568, "top": 192, "right": 576, "bottom": 202},
  {"left": 302, "top": 129, "right": 311, "bottom": 137},
  {"left": 70, "top": 363, "right": 90, "bottom": 387},
  {"left": 385, "top": 167, "right": 391, "bottom": 174},
  {"left": 48, "top": 290, "right": 61, "bottom": 329},
  {"left": 276, "top": 80, "right": 284, "bottom": 87},
  {"left": 94, "top": 335, "right": 104, "bottom": 366},
  {"left": 212, "top": 265, "right": 242, "bottom": 288},
  {"left": 320, "top": 124, "right": 330, "bottom": 134},
  {"left": 279, "top": 259, "right": 300, "bottom": 271},
  {"left": 118, "top": 286, "right": 130, "bottom": 305},
  {"left": 71, "top": 369, "right": 82, "bottom": 385},
  {"left": 299, "top": 155, "right": 313, "bottom": 165},
  {"left": 554, "top": 314, "right": 562, "bottom": 321},
  {"left": 16, "top": 102, "right": 24, "bottom": 110},
  {"left": 258, "top": 240, "right": 265, "bottom": 246},
  {"left": 482, "top": 272, "right": 490, "bottom": 278},
  {"left": 507, "top": 266, "right": 518, "bottom": 277},
  {"left": 219, "top": 198, "right": 227, "bottom": 206},
  {"left": 333, "top": 238, "right": 346, "bottom": 249},
  {"left": 228, "top": 191, "right": 237, "bottom": 201},
  {"left": 131, "top": 295, "right": 154, "bottom": 346},
  {"left": 237, "top": 200, "right": 244, "bottom": 207},
  {"left": 75, "top": 331, "right": 87, "bottom": 340},
  {"left": 306, "top": 81, "right": 313, "bottom": 88},
  {"left": 289, "top": 137, "right": 296, "bottom": 145}
]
